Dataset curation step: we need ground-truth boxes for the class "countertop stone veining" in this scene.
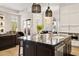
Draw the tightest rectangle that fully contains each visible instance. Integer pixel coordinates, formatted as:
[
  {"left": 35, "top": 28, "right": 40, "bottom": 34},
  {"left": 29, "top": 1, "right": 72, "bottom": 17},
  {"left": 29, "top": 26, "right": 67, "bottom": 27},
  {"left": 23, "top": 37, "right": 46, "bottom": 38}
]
[{"left": 18, "top": 33, "right": 71, "bottom": 46}]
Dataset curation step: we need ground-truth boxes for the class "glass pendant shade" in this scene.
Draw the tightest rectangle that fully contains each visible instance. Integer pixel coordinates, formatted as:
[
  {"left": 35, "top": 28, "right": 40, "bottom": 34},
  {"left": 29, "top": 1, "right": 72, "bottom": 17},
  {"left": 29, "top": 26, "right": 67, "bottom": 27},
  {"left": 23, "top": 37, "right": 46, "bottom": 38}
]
[
  {"left": 45, "top": 6, "right": 52, "bottom": 17},
  {"left": 32, "top": 3, "right": 41, "bottom": 13}
]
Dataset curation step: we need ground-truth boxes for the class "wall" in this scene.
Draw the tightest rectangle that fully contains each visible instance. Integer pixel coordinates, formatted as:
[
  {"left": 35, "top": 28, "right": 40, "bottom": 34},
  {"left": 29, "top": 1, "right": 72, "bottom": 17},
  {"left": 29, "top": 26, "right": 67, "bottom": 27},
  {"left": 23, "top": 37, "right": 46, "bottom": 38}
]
[
  {"left": 0, "top": 6, "right": 21, "bottom": 33},
  {"left": 19, "top": 3, "right": 59, "bottom": 34},
  {"left": 0, "top": 5, "right": 19, "bottom": 15}
]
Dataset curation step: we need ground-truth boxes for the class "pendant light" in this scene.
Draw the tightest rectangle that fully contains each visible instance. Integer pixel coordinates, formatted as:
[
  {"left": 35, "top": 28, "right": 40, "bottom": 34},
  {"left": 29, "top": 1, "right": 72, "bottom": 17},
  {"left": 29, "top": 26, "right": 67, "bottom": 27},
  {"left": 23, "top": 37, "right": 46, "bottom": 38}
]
[
  {"left": 32, "top": 3, "right": 41, "bottom": 13},
  {"left": 45, "top": 3, "right": 52, "bottom": 17}
]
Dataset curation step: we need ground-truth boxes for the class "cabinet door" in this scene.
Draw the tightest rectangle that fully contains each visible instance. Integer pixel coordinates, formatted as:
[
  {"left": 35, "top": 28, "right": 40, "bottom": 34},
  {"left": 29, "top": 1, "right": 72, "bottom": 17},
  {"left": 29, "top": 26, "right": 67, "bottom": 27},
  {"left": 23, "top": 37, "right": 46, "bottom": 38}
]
[
  {"left": 0, "top": 37, "right": 9, "bottom": 48},
  {"left": 23, "top": 40, "right": 36, "bottom": 56},
  {"left": 60, "top": 6, "right": 70, "bottom": 25},
  {"left": 67, "top": 40, "right": 71, "bottom": 55},
  {"left": 70, "top": 26, "right": 79, "bottom": 33},
  {"left": 0, "top": 35, "right": 16, "bottom": 50},
  {"left": 63, "top": 39, "right": 71, "bottom": 56},
  {"left": 59, "top": 26, "right": 69, "bottom": 32},
  {"left": 36, "top": 43, "right": 54, "bottom": 56},
  {"left": 6, "top": 35, "right": 16, "bottom": 44},
  {"left": 60, "top": 4, "right": 79, "bottom": 33},
  {"left": 63, "top": 44, "right": 67, "bottom": 56}
]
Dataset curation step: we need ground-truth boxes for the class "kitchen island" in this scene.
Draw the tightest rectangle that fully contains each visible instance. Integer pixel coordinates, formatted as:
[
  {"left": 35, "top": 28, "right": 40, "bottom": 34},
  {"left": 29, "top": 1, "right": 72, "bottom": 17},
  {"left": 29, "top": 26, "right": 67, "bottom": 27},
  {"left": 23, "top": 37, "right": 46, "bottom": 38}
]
[{"left": 18, "top": 33, "right": 71, "bottom": 56}]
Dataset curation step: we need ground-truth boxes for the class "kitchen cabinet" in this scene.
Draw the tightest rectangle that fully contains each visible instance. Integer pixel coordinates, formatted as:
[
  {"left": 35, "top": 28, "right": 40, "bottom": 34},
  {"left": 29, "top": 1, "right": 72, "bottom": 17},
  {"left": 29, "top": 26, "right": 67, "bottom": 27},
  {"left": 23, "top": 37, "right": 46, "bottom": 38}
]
[
  {"left": 60, "top": 4, "right": 79, "bottom": 25},
  {"left": 59, "top": 25, "right": 69, "bottom": 33},
  {"left": 23, "top": 40, "right": 36, "bottom": 56},
  {"left": 63, "top": 37, "right": 71, "bottom": 56},
  {"left": 36, "top": 42, "right": 54, "bottom": 56},
  {"left": 60, "top": 4, "right": 79, "bottom": 33},
  {"left": 69, "top": 26, "right": 79, "bottom": 33},
  {"left": 0, "top": 34, "right": 16, "bottom": 50},
  {"left": 22, "top": 40, "right": 71, "bottom": 56},
  {"left": 18, "top": 35, "right": 71, "bottom": 56},
  {"left": 23, "top": 40, "right": 55, "bottom": 56}
]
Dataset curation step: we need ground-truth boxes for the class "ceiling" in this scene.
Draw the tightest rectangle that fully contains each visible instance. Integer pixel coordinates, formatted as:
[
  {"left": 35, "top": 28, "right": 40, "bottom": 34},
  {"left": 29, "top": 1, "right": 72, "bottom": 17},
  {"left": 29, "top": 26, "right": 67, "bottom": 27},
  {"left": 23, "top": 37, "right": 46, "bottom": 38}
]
[
  {"left": 0, "top": 3, "right": 75, "bottom": 12},
  {"left": 0, "top": 3, "right": 32, "bottom": 12}
]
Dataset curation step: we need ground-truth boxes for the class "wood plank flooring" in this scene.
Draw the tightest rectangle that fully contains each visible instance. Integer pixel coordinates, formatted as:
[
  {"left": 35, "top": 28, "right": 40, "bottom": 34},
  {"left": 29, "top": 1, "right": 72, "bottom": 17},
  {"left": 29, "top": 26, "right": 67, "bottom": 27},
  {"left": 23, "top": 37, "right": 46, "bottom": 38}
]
[
  {"left": 0, "top": 45, "right": 19, "bottom": 56},
  {"left": 0, "top": 45, "right": 79, "bottom": 56},
  {"left": 71, "top": 46, "right": 79, "bottom": 56}
]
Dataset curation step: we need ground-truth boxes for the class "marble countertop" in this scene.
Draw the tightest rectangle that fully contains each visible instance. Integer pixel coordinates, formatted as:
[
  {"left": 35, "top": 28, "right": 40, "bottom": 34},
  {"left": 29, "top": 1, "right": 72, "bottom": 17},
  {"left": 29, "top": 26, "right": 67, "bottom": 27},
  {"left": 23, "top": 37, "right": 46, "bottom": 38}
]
[
  {"left": 0, "top": 32, "right": 16, "bottom": 37},
  {"left": 59, "top": 31, "right": 79, "bottom": 34},
  {"left": 18, "top": 33, "right": 71, "bottom": 45}
]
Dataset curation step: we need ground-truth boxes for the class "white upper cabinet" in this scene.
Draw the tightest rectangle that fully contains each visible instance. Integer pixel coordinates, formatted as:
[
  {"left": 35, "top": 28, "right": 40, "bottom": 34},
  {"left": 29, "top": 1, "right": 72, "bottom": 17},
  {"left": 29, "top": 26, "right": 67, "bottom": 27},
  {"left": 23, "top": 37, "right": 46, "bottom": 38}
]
[
  {"left": 59, "top": 25, "right": 69, "bottom": 32},
  {"left": 59, "top": 4, "right": 79, "bottom": 33},
  {"left": 70, "top": 26, "right": 79, "bottom": 33},
  {"left": 60, "top": 4, "right": 79, "bottom": 25},
  {"left": 60, "top": 5, "right": 70, "bottom": 26}
]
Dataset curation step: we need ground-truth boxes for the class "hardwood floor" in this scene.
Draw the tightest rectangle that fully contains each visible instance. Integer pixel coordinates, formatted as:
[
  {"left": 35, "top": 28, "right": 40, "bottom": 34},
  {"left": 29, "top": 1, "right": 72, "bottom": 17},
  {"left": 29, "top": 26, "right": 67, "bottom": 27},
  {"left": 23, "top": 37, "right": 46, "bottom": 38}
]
[
  {"left": 0, "top": 45, "right": 19, "bottom": 56},
  {"left": 71, "top": 46, "right": 79, "bottom": 56},
  {"left": 0, "top": 45, "right": 79, "bottom": 56}
]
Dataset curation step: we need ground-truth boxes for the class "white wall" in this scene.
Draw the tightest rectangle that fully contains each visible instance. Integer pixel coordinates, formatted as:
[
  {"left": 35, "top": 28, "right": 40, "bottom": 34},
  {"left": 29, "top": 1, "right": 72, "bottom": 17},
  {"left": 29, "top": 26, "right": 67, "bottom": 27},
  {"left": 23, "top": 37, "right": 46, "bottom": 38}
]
[
  {"left": 0, "top": 6, "right": 21, "bottom": 33},
  {"left": 19, "top": 8, "right": 32, "bottom": 32},
  {"left": 19, "top": 3, "right": 60, "bottom": 34},
  {"left": 0, "top": 5, "right": 19, "bottom": 15}
]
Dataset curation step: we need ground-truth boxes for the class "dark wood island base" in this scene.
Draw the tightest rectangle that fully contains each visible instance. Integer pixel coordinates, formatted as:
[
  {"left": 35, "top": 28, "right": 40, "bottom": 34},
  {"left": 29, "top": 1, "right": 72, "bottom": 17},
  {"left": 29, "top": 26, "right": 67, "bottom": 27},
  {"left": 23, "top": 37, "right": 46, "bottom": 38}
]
[{"left": 18, "top": 34, "right": 71, "bottom": 56}]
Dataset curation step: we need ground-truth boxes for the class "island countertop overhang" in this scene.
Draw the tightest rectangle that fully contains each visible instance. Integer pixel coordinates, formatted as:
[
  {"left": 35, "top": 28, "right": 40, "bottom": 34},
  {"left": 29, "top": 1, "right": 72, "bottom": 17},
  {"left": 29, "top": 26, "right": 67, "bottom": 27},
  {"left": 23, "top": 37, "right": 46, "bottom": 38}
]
[{"left": 18, "top": 34, "right": 71, "bottom": 46}]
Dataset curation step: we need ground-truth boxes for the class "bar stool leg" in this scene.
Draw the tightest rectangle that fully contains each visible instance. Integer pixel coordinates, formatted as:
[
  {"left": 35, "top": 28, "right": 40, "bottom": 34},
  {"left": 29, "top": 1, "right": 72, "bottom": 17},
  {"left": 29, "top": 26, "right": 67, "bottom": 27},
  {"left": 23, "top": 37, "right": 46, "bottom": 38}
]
[{"left": 18, "top": 40, "right": 23, "bottom": 56}]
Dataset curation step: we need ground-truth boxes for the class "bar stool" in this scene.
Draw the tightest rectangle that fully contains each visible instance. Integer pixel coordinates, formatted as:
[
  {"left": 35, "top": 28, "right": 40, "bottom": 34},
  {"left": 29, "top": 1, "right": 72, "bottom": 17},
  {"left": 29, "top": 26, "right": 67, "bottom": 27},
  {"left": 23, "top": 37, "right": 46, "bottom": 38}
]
[{"left": 16, "top": 32, "right": 24, "bottom": 56}]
